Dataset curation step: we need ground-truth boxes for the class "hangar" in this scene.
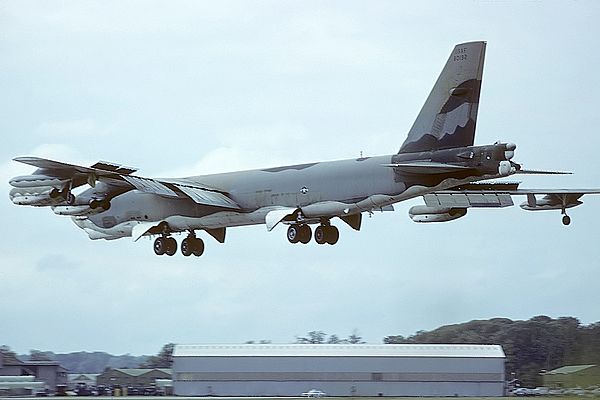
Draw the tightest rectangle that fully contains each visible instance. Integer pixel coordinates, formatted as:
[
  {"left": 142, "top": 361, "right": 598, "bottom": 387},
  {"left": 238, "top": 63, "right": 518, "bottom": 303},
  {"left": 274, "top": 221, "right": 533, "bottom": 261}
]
[{"left": 173, "top": 344, "right": 506, "bottom": 397}]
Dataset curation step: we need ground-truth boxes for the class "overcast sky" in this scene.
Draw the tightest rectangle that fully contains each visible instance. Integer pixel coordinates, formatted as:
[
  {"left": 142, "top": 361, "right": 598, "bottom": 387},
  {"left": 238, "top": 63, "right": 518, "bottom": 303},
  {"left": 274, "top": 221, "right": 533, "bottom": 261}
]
[{"left": 1, "top": 1, "right": 600, "bottom": 356}]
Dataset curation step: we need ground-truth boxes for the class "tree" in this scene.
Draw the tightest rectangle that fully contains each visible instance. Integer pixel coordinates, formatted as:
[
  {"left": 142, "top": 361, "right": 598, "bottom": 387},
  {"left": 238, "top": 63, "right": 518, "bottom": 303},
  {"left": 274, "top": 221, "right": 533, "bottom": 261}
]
[
  {"left": 29, "top": 349, "right": 53, "bottom": 361},
  {"left": 381, "top": 316, "right": 600, "bottom": 387},
  {"left": 327, "top": 334, "right": 343, "bottom": 344},
  {"left": 347, "top": 329, "right": 365, "bottom": 344},
  {"left": 141, "top": 343, "right": 174, "bottom": 368},
  {"left": 296, "top": 331, "right": 327, "bottom": 344}
]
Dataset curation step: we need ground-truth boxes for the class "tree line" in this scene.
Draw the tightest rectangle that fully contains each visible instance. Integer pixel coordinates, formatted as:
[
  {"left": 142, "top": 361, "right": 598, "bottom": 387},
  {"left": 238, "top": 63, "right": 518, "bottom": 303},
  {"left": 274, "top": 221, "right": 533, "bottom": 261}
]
[{"left": 384, "top": 316, "right": 600, "bottom": 386}]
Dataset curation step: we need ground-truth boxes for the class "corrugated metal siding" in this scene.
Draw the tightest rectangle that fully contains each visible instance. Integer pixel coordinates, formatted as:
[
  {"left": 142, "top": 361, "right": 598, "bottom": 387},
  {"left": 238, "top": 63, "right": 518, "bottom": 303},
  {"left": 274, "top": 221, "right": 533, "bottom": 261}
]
[{"left": 173, "top": 344, "right": 506, "bottom": 397}]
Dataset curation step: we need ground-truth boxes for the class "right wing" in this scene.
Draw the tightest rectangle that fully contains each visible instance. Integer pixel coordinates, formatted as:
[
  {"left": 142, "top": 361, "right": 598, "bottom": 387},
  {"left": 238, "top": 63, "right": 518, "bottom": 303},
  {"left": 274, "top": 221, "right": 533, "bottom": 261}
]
[{"left": 9, "top": 156, "right": 240, "bottom": 211}]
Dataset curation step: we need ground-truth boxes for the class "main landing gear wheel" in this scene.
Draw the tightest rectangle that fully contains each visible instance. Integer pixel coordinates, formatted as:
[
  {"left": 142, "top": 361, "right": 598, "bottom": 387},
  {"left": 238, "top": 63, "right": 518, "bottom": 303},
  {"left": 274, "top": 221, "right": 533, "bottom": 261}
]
[
  {"left": 315, "top": 225, "right": 339, "bottom": 245},
  {"left": 287, "top": 225, "right": 300, "bottom": 244},
  {"left": 154, "top": 237, "right": 167, "bottom": 255},
  {"left": 182, "top": 236, "right": 205, "bottom": 257},
  {"left": 299, "top": 225, "right": 311, "bottom": 244},
  {"left": 287, "top": 224, "right": 311, "bottom": 244},
  {"left": 154, "top": 236, "right": 177, "bottom": 256},
  {"left": 562, "top": 215, "right": 571, "bottom": 226},
  {"left": 165, "top": 237, "right": 177, "bottom": 256}
]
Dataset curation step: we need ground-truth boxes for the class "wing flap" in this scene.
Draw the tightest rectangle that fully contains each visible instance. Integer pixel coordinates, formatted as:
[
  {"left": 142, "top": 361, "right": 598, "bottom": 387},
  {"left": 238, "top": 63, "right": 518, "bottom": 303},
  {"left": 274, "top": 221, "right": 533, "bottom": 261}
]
[
  {"left": 424, "top": 193, "right": 514, "bottom": 208},
  {"left": 383, "top": 161, "right": 473, "bottom": 174},
  {"left": 174, "top": 184, "right": 240, "bottom": 209},
  {"left": 122, "top": 175, "right": 178, "bottom": 197}
]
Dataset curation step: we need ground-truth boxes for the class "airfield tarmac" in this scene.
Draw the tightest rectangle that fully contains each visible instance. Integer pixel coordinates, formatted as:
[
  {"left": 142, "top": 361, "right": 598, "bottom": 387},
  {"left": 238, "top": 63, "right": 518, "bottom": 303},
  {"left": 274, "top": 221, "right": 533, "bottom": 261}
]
[{"left": 3, "top": 397, "right": 592, "bottom": 400}]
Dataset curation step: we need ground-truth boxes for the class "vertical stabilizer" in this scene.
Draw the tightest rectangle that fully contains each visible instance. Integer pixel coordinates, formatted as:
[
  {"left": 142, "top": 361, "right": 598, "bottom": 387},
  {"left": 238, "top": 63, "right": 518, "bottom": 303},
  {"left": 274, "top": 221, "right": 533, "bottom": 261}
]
[{"left": 399, "top": 41, "right": 486, "bottom": 153}]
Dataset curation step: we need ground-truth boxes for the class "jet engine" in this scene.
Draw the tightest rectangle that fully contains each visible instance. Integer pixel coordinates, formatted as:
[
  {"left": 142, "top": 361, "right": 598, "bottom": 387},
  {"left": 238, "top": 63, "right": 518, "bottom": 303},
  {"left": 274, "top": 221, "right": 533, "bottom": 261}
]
[
  {"left": 9, "top": 186, "right": 64, "bottom": 206},
  {"left": 408, "top": 205, "right": 467, "bottom": 223}
]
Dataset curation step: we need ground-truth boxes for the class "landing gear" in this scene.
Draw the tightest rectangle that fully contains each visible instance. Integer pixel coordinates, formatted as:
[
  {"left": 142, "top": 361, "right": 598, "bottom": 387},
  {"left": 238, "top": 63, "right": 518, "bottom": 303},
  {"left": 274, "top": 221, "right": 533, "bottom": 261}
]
[
  {"left": 287, "top": 223, "right": 339, "bottom": 245},
  {"left": 181, "top": 235, "right": 204, "bottom": 257},
  {"left": 50, "top": 188, "right": 75, "bottom": 205},
  {"left": 154, "top": 236, "right": 177, "bottom": 256},
  {"left": 89, "top": 198, "right": 111, "bottom": 211},
  {"left": 562, "top": 214, "right": 571, "bottom": 226},
  {"left": 65, "top": 192, "right": 76, "bottom": 205},
  {"left": 314, "top": 225, "right": 339, "bottom": 245},
  {"left": 287, "top": 224, "right": 312, "bottom": 244}
]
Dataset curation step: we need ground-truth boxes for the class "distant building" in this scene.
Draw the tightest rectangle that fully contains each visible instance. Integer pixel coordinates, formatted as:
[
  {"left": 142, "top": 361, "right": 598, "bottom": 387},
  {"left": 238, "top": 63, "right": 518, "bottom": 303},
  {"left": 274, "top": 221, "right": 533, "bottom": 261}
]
[
  {"left": 173, "top": 344, "right": 506, "bottom": 397},
  {"left": 96, "top": 368, "right": 171, "bottom": 388},
  {"left": 68, "top": 373, "right": 99, "bottom": 389},
  {"left": 0, "top": 351, "right": 26, "bottom": 376},
  {"left": 543, "top": 365, "right": 600, "bottom": 388},
  {"left": 0, "top": 354, "right": 67, "bottom": 395}
]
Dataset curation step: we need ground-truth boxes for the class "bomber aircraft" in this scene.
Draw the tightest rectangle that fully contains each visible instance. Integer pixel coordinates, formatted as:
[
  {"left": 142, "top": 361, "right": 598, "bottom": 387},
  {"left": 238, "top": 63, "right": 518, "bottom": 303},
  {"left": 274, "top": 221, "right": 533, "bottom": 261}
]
[{"left": 9, "top": 41, "right": 600, "bottom": 257}]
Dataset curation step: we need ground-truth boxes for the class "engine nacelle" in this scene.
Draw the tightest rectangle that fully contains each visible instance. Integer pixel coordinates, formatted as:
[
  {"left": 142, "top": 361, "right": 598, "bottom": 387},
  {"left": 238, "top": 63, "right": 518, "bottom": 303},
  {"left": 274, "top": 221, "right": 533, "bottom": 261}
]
[
  {"left": 9, "top": 186, "right": 63, "bottom": 206},
  {"left": 9, "top": 174, "right": 69, "bottom": 188},
  {"left": 409, "top": 205, "right": 467, "bottom": 223},
  {"left": 52, "top": 199, "right": 110, "bottom": 216}
]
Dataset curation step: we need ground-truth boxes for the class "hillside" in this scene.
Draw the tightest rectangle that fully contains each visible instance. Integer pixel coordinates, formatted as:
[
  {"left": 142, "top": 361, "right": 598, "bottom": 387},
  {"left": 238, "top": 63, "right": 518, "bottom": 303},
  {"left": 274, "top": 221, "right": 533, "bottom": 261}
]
[{"left": 384, "top": 316, "right": 600, "bottom": 386}]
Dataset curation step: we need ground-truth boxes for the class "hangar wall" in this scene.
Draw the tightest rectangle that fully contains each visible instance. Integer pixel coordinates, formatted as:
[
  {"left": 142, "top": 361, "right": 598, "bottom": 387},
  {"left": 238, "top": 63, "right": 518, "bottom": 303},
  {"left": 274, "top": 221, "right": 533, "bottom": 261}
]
[{"left": 173, "top": 344, "right": 506, "bottom": 397}]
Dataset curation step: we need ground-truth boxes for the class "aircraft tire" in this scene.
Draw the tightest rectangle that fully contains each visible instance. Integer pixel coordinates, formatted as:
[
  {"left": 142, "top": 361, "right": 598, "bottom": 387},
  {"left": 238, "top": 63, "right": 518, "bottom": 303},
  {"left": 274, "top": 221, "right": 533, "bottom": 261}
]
[
  {"left": 325, "top": 226, "right": 339, "bottom": 245},
  {"left": 287, "top": 225, "right": 300, "bottom": 244},
  {"left": 65, "top": 192, "right": 76, "bottom": 205},
  {"left": 154, "top": 237, "right": 166, "bottom": 255},
  {"left": 165, "top": 237, "right": 177, "bottom": 256},
  {"left": 191, "top": 238, "right": 205, "bottom": 257},
  {"left": 299, "top": 225, "right": 312, "bottom": 244},
  {"left": 314, "top": 226, "right": 327, "bottom": 245},
  {"left": 562, "top": 215, "right": 571, "bottom": 226},
  {"left": 181, "top": 238, "right": 193, "bottom": 256}
]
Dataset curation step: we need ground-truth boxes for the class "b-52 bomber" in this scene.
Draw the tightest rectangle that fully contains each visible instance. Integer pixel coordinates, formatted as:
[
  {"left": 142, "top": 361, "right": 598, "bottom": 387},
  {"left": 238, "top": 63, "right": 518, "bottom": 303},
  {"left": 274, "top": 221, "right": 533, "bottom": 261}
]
[{"left": 9, "top": 41, "right": 600, "bottom": 257}]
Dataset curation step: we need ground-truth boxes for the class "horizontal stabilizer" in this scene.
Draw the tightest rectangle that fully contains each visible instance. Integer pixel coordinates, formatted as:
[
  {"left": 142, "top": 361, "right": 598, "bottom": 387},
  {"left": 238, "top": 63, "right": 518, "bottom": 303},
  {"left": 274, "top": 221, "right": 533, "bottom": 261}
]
[{"left": 383, "top": 161, "right": 473, "bottom": 174}]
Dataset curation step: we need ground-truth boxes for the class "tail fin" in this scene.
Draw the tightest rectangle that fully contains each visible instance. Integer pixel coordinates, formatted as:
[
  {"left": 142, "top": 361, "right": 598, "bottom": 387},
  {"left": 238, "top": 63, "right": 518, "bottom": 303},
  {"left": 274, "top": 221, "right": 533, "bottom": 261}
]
[{"left": 399, "top": 41, "right": 486, "bottom": 153}]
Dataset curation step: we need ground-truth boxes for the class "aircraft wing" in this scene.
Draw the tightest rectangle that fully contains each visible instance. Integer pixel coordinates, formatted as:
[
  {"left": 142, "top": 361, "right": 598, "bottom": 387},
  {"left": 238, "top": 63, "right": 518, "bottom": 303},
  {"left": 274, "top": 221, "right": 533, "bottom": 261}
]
[
  {"left": 415, "top": 182, "right": 600, "bottom": 225},
  {"left": 9, "top": 156, "right": 240, "bottom": 210}
]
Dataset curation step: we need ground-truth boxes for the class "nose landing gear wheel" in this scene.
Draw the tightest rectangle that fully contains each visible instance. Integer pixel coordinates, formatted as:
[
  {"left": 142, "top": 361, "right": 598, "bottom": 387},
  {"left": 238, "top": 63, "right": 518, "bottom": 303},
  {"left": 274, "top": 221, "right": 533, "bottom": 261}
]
[{"left": 562, "top": 215, "right": 571, "bottom": 226}]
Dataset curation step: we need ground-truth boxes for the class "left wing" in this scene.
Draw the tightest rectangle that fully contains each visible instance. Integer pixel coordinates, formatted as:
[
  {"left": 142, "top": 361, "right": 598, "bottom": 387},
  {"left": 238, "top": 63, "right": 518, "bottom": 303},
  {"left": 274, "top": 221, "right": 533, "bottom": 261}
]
[
  {"left": 9, "top": 156, "right": 240, "bottom": 212},
  {"left": 410, "top": 182, "right": 600, "bottom": 225}
]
